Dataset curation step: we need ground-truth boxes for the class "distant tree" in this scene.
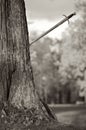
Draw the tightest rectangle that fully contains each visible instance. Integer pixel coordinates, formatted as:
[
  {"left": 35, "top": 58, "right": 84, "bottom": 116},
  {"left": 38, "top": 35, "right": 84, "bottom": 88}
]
[
  {"left": 58, "top": 0, "right": 86, "bottom": 102},
  {"left": 31, "top": 38, "right": 62, "bottom": 103}
]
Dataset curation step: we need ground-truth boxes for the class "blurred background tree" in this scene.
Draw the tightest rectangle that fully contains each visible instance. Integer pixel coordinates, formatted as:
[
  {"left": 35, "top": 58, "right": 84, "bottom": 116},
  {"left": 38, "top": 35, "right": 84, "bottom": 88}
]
[
  {"left": 59, "top": 0, "right": 86, "bottom": 103},
  {"left": 30, "top": 0, "right": 86, "bottom": 104}
]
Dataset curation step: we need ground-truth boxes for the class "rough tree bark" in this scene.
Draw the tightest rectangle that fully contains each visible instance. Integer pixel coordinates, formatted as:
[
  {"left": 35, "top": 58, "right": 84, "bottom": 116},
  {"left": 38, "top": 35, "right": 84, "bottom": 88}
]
[
  {"left": 6, "top": 0, "right": 39, "bottom": 108},
  {"left": 0, "top": 0, "right": 56, "bottom": 123},
  {"left": 0, "top": 0, "right": 36, "bottom": 107},
  {"left": 0, "top": 0, "right": 8, "bottom": 101}
]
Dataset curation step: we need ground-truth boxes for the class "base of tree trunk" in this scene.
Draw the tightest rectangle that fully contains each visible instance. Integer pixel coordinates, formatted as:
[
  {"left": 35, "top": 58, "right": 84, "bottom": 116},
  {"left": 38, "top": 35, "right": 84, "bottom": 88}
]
[
  {"left": 0, "top": 101, "right": 54, "bottom": 130},
  {"left": 0, "top": 102, "right": 84, "bottom": 130}
]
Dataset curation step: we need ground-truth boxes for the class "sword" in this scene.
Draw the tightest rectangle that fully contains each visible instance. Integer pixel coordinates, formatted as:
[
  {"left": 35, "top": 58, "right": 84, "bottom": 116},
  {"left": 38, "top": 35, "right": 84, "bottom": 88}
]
[{"left": 30, "top": 12, "right": 76, "bottom": 46}]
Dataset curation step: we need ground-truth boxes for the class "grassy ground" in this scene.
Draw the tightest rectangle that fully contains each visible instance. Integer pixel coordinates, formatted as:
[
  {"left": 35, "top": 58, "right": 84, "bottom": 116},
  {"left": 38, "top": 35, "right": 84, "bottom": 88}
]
[
  {"left": 50, "top": 104, "right": 86, "bottom": 128},
  {"left": 0, "top": 103, "right": 86, "bottom": 130}
]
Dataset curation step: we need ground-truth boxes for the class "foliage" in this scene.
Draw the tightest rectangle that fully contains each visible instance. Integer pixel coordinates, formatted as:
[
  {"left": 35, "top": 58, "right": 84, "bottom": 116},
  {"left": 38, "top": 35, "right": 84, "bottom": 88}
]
[
  {"left": 30, "top": 37, "right": 62, "bottom": 103},
  {"left": 58, "top": 0, "right": 86, "bottom": 101},
  {"left": 30, "top": 0, "right": 86, "bottom": 104}
]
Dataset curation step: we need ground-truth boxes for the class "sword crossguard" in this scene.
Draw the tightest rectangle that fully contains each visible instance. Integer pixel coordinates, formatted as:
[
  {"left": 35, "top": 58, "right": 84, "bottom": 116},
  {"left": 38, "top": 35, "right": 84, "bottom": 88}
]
[{"left": 63, "top": 14, "right": 70, "bottom": 24}]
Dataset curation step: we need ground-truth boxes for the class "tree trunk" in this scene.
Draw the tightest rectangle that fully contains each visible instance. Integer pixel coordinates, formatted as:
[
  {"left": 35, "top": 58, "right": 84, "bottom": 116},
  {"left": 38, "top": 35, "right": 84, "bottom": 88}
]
[
  {"left": 0, "top": 0, "right": 37, "bottom": 108},
  {"left": 6, "top": 0, "right": 39, "bottom": 108},
  {"left": 0, "top": 0, "right": 56, "bottom": 122}
]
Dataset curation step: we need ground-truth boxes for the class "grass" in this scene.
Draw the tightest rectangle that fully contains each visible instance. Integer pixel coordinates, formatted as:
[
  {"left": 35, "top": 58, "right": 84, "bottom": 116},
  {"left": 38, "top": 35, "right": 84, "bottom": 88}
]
[{"left": 50, "top": 104, "right": 86, "bottom": 128}]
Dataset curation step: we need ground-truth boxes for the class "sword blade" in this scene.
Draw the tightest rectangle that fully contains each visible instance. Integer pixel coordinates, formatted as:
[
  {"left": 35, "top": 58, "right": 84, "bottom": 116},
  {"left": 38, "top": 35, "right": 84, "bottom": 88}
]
[{"left": 30, "top": 12, "right": 76, "bottom": 46}]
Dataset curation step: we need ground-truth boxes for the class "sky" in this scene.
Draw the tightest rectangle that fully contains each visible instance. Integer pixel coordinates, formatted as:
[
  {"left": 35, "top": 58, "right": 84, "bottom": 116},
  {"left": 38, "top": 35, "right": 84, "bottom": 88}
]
[{"left": 25, "top": 0, "right": 75, "bottom": 40}]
